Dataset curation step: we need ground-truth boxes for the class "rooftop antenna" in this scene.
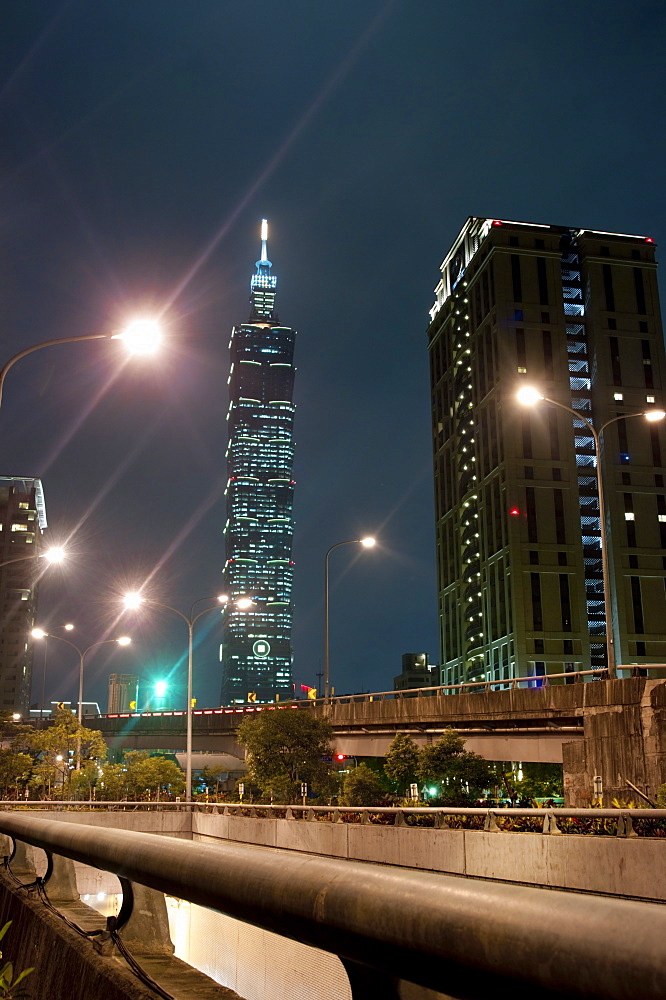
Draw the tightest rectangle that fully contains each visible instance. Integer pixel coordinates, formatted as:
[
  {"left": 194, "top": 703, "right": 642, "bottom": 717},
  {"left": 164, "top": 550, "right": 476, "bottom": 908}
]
[{"left": 260, "top": 218, "right": 269, "bottom": 264}]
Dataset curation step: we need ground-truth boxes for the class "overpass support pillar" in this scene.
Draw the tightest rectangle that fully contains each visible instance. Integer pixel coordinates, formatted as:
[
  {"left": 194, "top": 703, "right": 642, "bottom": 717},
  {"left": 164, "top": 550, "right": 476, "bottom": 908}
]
[{"left": 119, "top": 882, "right": 174, "bottom": 956}]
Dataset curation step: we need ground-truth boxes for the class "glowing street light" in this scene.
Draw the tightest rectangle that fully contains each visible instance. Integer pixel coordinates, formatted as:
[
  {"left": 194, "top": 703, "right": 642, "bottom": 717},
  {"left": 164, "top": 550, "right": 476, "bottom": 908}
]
[
  {"left": 517, "top": 386, "right": 665, "bottom": 677},
  {"left": 123, "top": 591, "right": 251, "bottom": 801},
  {"left": 0, "top": 546, "right": 67, "bottom": 574},
  {"left": 0, "top": 316, "right": 163, "bottom": 408},
  {"left": 30, "top": 629, "right": 132, "bottom": 763},
  {"left": 323, "top": 537, "right": 377, "bottom": 702},
  {"left": 111, "top": 318, "right": 162, "bottom": 355}
]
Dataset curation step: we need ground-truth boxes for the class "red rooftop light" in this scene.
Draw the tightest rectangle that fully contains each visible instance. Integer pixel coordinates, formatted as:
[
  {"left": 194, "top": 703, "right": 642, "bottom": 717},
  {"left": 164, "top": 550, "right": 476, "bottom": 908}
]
[
  {"left": 492, "top": 220, "right": 503, "bottom": 226},
  {"left": 509, "top": 507, "right": 520, "bottom": 516},
  {"left": 646, "top": 237, "right": 655, "bottom": 243}
]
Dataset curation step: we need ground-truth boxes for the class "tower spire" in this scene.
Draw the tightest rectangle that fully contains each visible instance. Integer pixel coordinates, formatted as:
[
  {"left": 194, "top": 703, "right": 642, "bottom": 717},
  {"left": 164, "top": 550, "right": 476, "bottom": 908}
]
[
  {"left": 260, "top": 218, "right": 269, "bottom": 265},
  {"left": 249, "top": 218, "right": 278, "bottom": 321}
]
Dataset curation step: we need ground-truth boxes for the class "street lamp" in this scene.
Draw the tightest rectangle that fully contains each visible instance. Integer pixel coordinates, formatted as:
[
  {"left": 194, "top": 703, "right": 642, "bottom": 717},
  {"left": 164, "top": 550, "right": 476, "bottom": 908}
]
[
  {"left": 30, "top": 629, "right": 132, "bottom": 763},
  {"left": 122, "top": 591, "right": 235, "bottom": 802},
  {"left": 0, "top": 546, "right": 66, "bottom": 572},
  {"left": 323, "top": 537, "right": 376, "bottom": 702},
  {"left": 517, "top": 387, "right": 665, "bottom": 677},
  {"left": 0, "top": 317, "right": 163, "bottom": 408}
]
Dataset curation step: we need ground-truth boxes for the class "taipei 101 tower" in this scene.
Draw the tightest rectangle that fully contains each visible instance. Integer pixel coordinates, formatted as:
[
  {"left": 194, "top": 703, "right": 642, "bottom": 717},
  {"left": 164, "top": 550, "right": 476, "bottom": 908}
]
[{"left": 220, "top": 221, "right": 296, "bottom": 704}]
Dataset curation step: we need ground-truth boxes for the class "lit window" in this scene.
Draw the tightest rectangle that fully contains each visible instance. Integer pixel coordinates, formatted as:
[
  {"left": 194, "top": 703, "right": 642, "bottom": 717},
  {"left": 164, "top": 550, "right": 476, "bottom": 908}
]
[
  {"left": 647, "top": 395, "right": 655, "bottom": 404},
  {"left": 11, "top": 524, "right": 27, "bottom": 532},
  {"left": 517, "top": 367, "right": 527, "bottom": 374},
  {"left": 18, "top": 503, "right": 29, "bottom": 510},
  {"left": 614, "top": 393, "right": 623, "bottom": 401},
  {"left": 624, "top": 512, "right": 635, "bottom": 521},
  {"left": 659, "top": 515, "right": 666, "bottom": 523}
]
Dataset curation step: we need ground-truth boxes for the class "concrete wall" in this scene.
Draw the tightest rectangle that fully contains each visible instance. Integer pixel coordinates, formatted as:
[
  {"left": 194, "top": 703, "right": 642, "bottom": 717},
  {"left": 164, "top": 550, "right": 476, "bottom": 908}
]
[
  {"left": 192, "top": 812, "right": 665, "bottom": 902},
  {"left": 562, "top": 679, "right": 666, "bottom": 804},
  {"left": 9, "top": 809, "right": 661, "bottom": 902},
  {"left": 0, "top": 873, "right": 157, "bottom": 1000}
]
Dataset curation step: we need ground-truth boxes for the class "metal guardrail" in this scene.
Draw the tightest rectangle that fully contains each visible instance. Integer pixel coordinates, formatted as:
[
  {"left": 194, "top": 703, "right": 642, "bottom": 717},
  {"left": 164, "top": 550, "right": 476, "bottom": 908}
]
[
  {"left": 0, "top": 812, "right": 664, "bottom": 999},
  {"left": 96, "top": 665, "right": 666, "bottom": 718},
  {"left": 1, "top": 802, "right": 665, "bottom": 837}
]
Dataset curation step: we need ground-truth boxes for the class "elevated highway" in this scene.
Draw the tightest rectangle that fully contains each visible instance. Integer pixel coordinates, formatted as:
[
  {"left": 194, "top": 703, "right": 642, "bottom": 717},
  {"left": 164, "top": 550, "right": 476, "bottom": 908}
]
[{"left": 86, "top": 676, "right": 666, "bottom": 804}]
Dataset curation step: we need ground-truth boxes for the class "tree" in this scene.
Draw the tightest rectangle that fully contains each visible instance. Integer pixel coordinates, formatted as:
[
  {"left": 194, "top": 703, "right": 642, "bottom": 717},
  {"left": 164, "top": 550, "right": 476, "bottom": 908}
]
[
  {"left": 0, "top": 751, "right": 32, "bottom": 799},
  {"left": 417, "top": 729, "right": 492, "bottom": 802},
  {"left": 200, "top": 765, "right": 228, "bottom": 797},
  {"left": 26, "top": 708, "right": 107, "bottom": 798},
  {"left": 236, "top": 709, "right": 334, "bottom": 802},
  {"left": 120, "top": 751, "right": 185, "bottom": 799},
  {"left": 494, "top": 762, "right": 563, "bottom": 803},
  {"left": 341, "top": 764, "right": 386, "bottom": 806},
  {"left": 384, "top": 734, "right": 420, "bottom": 794}
]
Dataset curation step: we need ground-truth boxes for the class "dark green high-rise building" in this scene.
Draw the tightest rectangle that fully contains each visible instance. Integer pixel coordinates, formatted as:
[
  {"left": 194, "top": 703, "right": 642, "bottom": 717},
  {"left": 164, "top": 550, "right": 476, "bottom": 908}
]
[{"left": 428, "top": 217, "right": 666, "bottom": 686}]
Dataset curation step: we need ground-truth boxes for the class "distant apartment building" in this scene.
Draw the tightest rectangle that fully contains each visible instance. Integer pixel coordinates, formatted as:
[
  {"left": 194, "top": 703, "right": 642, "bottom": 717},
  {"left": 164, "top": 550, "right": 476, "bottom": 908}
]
[
  {"left": 0, "top": 477, "right": 47, "bottom": 713},
  {"left": 427, "top": 218, "right": 666, "bottom": 686},
  {"left": 393, "top": 653, "right": 436, "bottom": 691},
  {"left": 107, "top": 673, "right": 139, "bottom": 714}
]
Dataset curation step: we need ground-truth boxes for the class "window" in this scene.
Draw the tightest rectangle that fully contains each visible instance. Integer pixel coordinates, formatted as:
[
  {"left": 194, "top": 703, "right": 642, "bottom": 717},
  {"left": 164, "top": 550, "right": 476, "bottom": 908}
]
[
  {"left": 554, "top": 490, "right": 566, "bottom": 544},
  {"left": 559, "top": 575, "right": 572, "bottom": 631},
  {"left": 10, "top": 524, "right": 26, "bottom": 532},
  {"left": 608, "top": 318, "right": 616, "bottom": 329},
  {"left": 526, "top": 487, "right": 537, "bottom": 543},
  {"left": 639, "top": 321, "right": 648, "bottom": 333},
  {"left": 647, "top": 395, "right": 655, "bottom": 403},
  {"left": 629, "top": 555, "right": 638, "bottom": 569},
  {"left": 624, "top": 512, "right": 635, "bottom": 521},
  {"left": 633, "top": 268, "right": 646, "bottom": 314},
  {"left": 531, "top": 573, "right": 543, "bottom": 630},
  {"left": 631, "top": 577, "right": 644, "bottom": 633},
  {"left": 511, "top": 255, "right": 522, "bottom": 302},
  {"left": 602, "top": 264, "right": 615, "bottom": 312},
  {"left": 18, "top": 503, "right": 29, "bottom": 510},
  {"left": 614, "top": 393, "right": 623, "bottom": 401},
  {"left": 609, "top": 338, "right": 622, "bottom": 385},
  {"left": 537, "top": 258, "right": 549, "bottom": 305}
]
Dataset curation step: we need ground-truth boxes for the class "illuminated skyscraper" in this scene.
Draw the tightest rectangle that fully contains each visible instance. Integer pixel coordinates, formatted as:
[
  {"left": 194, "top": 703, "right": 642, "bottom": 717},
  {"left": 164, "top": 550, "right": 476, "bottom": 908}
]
[
  {"left": 428, "top": 218, "right": 666, "bottom": 686},
  {"left": 220, "top": 222, "right": 296, "bottom": 704}
]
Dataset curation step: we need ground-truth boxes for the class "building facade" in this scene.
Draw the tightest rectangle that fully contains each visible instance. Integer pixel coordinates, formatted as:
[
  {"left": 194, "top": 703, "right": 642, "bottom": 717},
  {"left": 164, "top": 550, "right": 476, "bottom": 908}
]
[
  {"left": 220, "top": 222, "right": 296, "bottom": 704},
  {"left": 428, "top": 217, "right": 666, "bottom": 686},
  {"left": 107, "top": 673, "right": 139, "bottom": 714},
  {"left": 0, "top": 477, "right": 47, "bottom": 713}
]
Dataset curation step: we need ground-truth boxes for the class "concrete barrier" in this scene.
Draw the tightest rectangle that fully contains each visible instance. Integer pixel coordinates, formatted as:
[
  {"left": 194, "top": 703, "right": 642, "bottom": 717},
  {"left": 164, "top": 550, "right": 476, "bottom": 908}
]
[{"left": 193, "top": 812, "right": 666, "bottom": 902}]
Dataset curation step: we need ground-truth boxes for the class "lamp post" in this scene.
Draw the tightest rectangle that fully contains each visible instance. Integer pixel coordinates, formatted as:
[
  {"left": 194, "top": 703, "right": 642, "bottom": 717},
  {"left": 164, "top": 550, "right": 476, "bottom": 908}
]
[
  {"left": 123, "top": 592, "right": 235, "bottom": 803},
  {"left": 0, "top": 547, "right": 65, "bottom": 572},
  {"left": 30, "top": 629, "right": 131, "bottom": 765},
  {"left": 323, "top": 537, "right": 376, "bottom": 703},
  {"left": 0, "top": 318, "right": 162, "bottom": 409},
  {"left": 517, "top": 387, "right": 665, "bottom": 677}
]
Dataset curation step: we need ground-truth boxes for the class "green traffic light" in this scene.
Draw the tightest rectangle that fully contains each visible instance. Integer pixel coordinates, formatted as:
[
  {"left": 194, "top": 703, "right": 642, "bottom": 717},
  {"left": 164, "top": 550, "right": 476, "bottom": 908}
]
[{"left": 155, "top": 680, "right": 167, "bottom": 697}]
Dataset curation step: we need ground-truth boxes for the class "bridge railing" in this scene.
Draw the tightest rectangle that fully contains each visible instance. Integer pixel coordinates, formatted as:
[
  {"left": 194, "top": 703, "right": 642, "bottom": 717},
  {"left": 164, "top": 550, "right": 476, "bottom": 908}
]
[
  {"left": 95, "top": 665, "right": 666, "bottom": 719},
  {"left": 2, "top": 802, "right": 665, "bottom": 837},
  {"left": 0, "top": 811, "right": 664, "bottom": 999}
]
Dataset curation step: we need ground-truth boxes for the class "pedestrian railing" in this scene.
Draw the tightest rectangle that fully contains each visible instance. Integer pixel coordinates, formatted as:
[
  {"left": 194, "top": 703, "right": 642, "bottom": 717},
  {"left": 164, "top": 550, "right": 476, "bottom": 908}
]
[
  {"left": 0, "top": 812, "right": 664, "bottom": 999},
  {"left": 2, "top": 801, "right": 665, "bottom": 837}
]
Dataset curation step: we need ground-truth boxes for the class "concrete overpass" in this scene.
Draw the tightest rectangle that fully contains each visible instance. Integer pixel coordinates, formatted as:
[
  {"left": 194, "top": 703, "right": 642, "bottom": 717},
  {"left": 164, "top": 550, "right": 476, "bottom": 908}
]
[{"left": 87, "top": 677, "right": 666, "bottom": 804}]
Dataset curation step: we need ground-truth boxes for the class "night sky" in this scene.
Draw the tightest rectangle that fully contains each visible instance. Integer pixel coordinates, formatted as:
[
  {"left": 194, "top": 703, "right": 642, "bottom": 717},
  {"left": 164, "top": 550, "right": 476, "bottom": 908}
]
[{"left": 1, "top": 1, "right": 665, "bottom": 713}]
